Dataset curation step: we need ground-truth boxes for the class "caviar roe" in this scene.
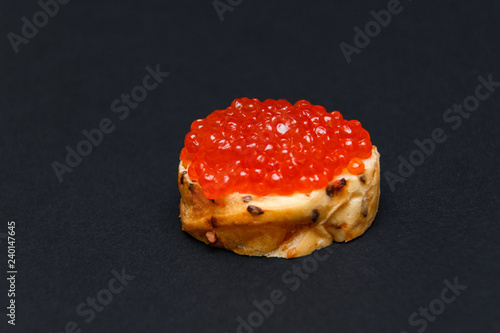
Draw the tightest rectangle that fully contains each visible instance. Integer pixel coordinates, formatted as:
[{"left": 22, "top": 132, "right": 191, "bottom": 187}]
[{"left": 181, "top": 98, "right": 372, "bottom": 199}]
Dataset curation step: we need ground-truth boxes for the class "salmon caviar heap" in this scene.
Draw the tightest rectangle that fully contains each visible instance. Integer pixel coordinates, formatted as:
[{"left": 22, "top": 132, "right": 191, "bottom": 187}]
[{"left": 181, "top": 98, "right": 373, "bottom": 200}]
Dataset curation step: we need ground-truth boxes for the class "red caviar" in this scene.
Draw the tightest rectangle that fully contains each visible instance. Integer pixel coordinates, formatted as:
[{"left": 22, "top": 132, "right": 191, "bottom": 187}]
[
  {"left": 181, "top": 98, "right": 372, "bottom": 199},
  {"left": 347, "top": 158, "right": 365, "bottom": 175}
]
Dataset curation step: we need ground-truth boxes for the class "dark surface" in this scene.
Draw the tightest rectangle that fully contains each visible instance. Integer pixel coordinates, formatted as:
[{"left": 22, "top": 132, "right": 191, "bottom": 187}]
[{"left": 1, "top": 1, "right": 499, "bottom": 332}]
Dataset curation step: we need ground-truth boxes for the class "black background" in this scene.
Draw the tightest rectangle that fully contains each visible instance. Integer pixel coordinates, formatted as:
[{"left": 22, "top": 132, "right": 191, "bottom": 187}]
[{"left": 1, "top": 1, "right": 499, "bottom": 332}]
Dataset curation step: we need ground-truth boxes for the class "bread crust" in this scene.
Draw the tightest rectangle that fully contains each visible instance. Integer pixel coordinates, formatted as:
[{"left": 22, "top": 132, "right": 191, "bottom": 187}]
[{"left": 178, "top": 146, "right": 380, "bottom": 258}]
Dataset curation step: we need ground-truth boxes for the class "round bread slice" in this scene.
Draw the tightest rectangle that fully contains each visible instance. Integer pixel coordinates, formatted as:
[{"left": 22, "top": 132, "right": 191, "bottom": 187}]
[{"left": 178, "top": 145, "right": 380, "bottom": 258}]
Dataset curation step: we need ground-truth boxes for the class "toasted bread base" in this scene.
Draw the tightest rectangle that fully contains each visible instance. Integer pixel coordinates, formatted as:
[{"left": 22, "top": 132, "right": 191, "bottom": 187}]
[{"left": 178, "top": 146, "right": 380, "bottom": 258}]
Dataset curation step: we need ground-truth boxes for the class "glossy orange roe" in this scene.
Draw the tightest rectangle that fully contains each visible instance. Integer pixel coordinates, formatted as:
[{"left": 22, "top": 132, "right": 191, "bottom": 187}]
[
  {"left": 181, "top": 98, "right": 372, "bottom": 199},
  {"left": 347, "top": 158, "right": 365, "bottom": 175}
]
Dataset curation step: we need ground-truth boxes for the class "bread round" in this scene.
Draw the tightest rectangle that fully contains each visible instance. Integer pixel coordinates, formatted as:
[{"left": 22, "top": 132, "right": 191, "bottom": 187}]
[{"left": 178, "top": 146, "right": 380, "bottom": 258}]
